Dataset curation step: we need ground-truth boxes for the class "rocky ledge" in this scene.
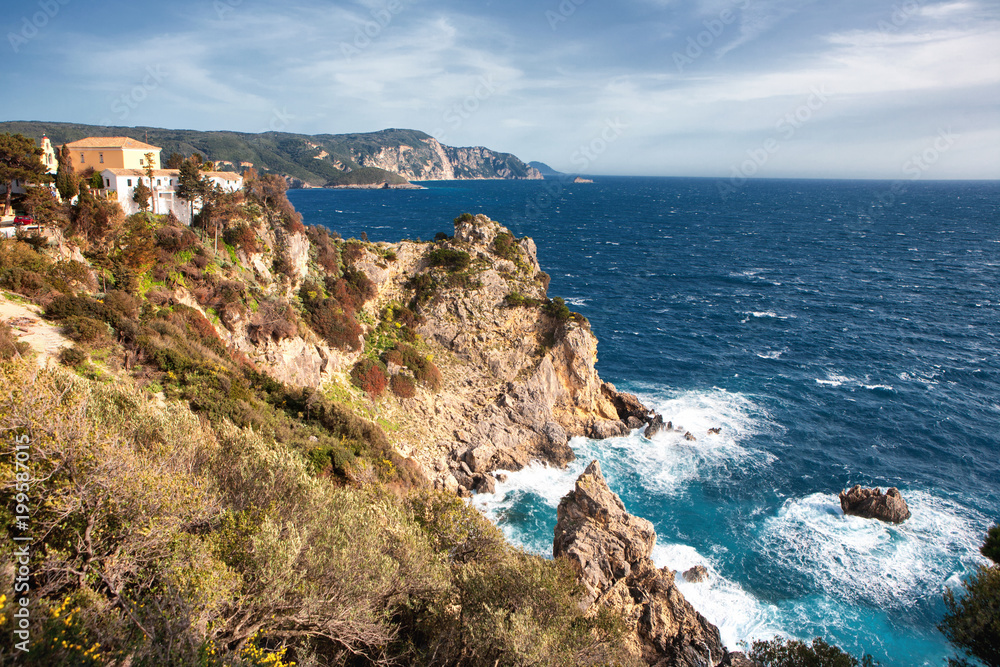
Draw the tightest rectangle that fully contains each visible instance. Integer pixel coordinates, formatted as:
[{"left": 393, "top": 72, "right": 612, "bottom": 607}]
[
  {"left": 554, "top": 460, "right": 740, "bottom": 667},
  {"left": 839, "top": 485, "right": 911, "bottom": 524}
]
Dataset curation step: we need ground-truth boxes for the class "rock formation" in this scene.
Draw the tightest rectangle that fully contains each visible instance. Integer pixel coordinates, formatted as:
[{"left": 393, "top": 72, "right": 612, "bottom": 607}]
[
  {"left": 683, "top": 565, "right": 710, "bottom": 583},
  {"left": 554, "top": 460, "right": 731, "bottom": 667},
  {"left": 839, "top": 485, "right": 911, "bottom": 523},
  {"left": 159, "top": 210, "right": 660, "bottom": 494},
  {"left": 353, "top": 137, "right": 543, "bottom": 181}
]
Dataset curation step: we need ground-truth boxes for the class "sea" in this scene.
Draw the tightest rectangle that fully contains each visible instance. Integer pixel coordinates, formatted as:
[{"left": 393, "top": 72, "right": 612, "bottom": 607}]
[{"left": 287, "top": 176, "right": 1000, "bottom": 665}]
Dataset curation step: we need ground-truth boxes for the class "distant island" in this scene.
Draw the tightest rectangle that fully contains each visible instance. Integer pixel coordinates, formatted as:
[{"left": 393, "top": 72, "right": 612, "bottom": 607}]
[
  {"left": 0, "top": 121, "right": 543, "bottom": 188},
  {"left": 528, "top": 161, "right": 562, "bottom": 177}
]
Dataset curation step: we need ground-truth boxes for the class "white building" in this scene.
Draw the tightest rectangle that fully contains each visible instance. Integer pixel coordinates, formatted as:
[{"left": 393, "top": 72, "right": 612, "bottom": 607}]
[{"left": 100, "top": 168, "right": 243, "bottom": 224}]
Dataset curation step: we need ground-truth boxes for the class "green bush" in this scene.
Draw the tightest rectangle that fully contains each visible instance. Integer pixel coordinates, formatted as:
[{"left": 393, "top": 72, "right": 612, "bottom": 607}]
[
  {"left": 982, "top": 524, "right": 1000, "bottom": 564},
  {"left": 494, "top": 231, "right": 518, "bottom": 261},
  {"left": 748, "top": 637, "right": 877, "bottom": 667},
  {"left": 59, "top": 345, "right": 88, "bottom": 367},
  {"left": 62, "top": 316, "right": 111, "bottom": 345},
  {"left": 941, "top": 526, "right": 1000, "bottom": 667},
  {"left": 428, "top": 247, "right": 471, "bottom": 272},
  {"left": 544, "top": 296, "right": 571, "bottom": 321},
  {"left": 454, "top": 212, "right": 475, "bottom": 224},
  {"left": 384, "top": 343, "right": 442, "bottom": 392}
]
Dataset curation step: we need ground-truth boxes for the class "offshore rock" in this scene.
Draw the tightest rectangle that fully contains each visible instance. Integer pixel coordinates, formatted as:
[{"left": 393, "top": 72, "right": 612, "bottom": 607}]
[
  {"left": 644, "top": 414, "right": 666, "bottom": 439},
  {"left": 554, "top": 461, "right": 729, "bottom": 667},
  {"left": 683, "top": 565, "right": 710, "bottom": 583},
  {"left": 840, "top": 485, "right": 911, "bottom": 523}
]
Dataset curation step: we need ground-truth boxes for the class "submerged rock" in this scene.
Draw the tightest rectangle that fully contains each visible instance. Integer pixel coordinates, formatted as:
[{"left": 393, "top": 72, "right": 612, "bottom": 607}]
[
  {"left": 643, "top": 414, "right": 666, "bottom": 439},
  {"left": 839, "top": 485, "right": 911, "bottom": 523},
  {"left": 554, "top": 460, "right": 730, "bottom": 667}
]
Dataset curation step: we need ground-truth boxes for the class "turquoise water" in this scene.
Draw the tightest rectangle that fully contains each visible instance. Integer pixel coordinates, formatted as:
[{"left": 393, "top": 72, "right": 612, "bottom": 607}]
[{"left": 288, "top": 177, "right": 1000, "bottom": 665}]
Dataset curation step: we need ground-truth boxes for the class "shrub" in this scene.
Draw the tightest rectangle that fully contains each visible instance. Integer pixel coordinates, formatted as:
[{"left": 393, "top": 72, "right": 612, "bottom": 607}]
[
  {"left": 155, "top": 226, "right": 199, "bottom": 253},
  {"left": 454, "top": 212, "right": 475, "bottom": 224},
  {"left": 544, "top": 296, "right": 571, "bottom": 321},
  {"left": 248, "top": 299, "right": 298, "bottom": 344},
  {"left": 307, "top": 225, "right": 341, "bottom": 273},
  {"left": 748, "top": 637, "right": 877, "bottom": 667},
  {"left": 223, "top": 224, "right": 259, "bottom": 255},
  {"left": 434, "top": 232, "right": 450, "bottom": 242},
  {"left": 493, "top": 231, "right": 518, "bottom": 261},
  {"left": 0, "top": 321, "right": 30, "bottom": 360},
  {"left": 59, "top": 346, "right": 88, "bottom": 367},
  {"left": 982, "top": 524, "right": 1000, "bottom": 564},
  {"left": 390, "top": 374, "right": 417, "bottom": 399},
  {"left": 341, "top": 240, "right": 365, "bottom": 266},
  {"left": 62, "top": 316, "right": 111, "bottom": 345},
  {"left": 941, "top": 527, "right": 1000, "bottom": 667},
  {"left": 505, "top": 291, "right": 540, "bottom": 308},
  {"left": 428, "top": 248, "right": 471, "bottom": 272},
  {"left": 350, "top": 358, "right": 388, "bottom": 397},
  {"left": 386, "top": 343, "right": 442, "bottom": 392}
]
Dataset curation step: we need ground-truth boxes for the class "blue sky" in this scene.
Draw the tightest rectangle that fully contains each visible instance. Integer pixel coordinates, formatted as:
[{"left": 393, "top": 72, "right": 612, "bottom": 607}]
[{"left": 4, "top": 0, "right": 998, "bottom": 178}]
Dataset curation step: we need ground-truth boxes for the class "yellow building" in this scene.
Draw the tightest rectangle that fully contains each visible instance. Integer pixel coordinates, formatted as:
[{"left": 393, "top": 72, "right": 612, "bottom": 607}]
[{"left": 64, "top": 136, "right": 162, "bottom": 172}]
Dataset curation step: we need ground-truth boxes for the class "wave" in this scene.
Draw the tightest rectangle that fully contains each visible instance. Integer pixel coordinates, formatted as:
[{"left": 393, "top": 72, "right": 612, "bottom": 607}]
[
  {"left": 815, "top": 373, "right": 895, "bottom": 391},
  {"left": 758, "top": 491, "right": 988, "bottom": 609},
  {"left": 653, "top": 543, "right": 783, "bottom": 650}
]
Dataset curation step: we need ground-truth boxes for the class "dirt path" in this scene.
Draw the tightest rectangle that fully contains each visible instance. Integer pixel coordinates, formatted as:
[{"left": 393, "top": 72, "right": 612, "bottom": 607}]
[{"left": 0, "top": 294, "right": 71, "bottom": 366}]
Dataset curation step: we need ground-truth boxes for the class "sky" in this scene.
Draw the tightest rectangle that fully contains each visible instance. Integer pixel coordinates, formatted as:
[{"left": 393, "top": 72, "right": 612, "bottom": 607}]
[{"left": 3, "top": 0, "right": 999, "bottom": 179}]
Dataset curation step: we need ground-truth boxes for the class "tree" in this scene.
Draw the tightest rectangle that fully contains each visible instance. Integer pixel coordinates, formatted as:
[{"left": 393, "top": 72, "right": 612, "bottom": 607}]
[
  {"left": 132, "top": 178, "right": 152, "bottom": 213},
  {"left": 55, "top": 144, "right": 78, "bottom": 200},
  {"left": 22, "top": 185, "right": 63, "bottom": 225},
  {"left": 748, "top": 637, "right": 877, "bottom": 667},
  {"left": 941, "top": 527, "right": 1000, "bottom": 667},
  {"left": 0, "top": 133, "right": 49, "bottom": 217},
  {"left": 982, "top": 525, "right": 1000, "bottom": 565},
  {"left": 176, "top": 158, "right": 206, "bottom": 224},
  {"left": 143, "top": 151, "right": 156, "bottom": 215},
  {"left": 165, "top": 152, "right": 185, "bottom": 169}
]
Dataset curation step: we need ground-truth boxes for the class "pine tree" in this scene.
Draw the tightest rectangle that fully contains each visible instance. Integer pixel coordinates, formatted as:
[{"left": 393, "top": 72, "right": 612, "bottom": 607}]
[
  {"left": 0, "top": 133, "right": 49, "bottom": 217},
  {"left": 55, "top": 144, "right": 78, "bottom": 200},
  {"left": 132, "top": 179, "right": 152, "bottom": 213}
]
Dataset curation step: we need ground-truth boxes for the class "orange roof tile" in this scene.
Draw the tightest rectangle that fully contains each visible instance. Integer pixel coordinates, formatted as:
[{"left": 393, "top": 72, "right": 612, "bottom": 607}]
[{"left": 65, "top": 136, "right": 162, "bottom": 151}]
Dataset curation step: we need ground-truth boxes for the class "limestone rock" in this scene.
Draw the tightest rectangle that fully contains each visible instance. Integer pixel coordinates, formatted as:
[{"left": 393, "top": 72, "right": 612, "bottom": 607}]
[
  {"left": 644, "top": 414, "right": 666, "bottom": 439},
  {"left": 683, "top": 565, "right": 710, "bottom": 583},
  {"left": 554, "top": 461, "right": 729, "bottom": 667},
  {"left": 626, "top": 415, "right": 646, "bottom": 430},
  {"left": 839, "top": 485, "right": 911, "bottom": 523},
  {"left": 589, "top": 418, "right": 629, "bottom": 439}
]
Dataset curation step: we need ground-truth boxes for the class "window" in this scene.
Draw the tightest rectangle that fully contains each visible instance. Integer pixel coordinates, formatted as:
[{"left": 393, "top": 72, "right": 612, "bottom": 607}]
[
  {"left": 105, "top": 178, "right": 110, "bottom": 188},
  {"left": 80, "top": 153, "right": 84, "bottom": 163},
  {"left": 156, "top": 179, "right": 161, "bottom": 186},
  {"left": 127, "top": 179, "right": 132, "bottom": 187},
  {"left": 99, "top": 152, "right": 104, "bottom": 163}
]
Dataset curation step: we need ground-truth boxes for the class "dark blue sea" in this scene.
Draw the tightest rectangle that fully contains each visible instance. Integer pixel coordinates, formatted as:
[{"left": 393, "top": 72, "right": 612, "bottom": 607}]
[{"left": 288, "top": 177, "right": 1000, "bottom": 665}]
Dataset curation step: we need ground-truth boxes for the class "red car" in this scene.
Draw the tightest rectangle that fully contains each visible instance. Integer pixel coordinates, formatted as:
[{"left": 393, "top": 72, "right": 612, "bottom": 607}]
[{"left": 13, "top": 216, "right": 35, "bottom": 226}]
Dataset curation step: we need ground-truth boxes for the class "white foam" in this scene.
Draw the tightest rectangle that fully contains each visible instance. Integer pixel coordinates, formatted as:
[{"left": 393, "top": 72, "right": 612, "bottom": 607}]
[
  {"left": 571, "top": 388, "right": 776, "bottom": 496},
  {"left": 759, "top": 491, "right": 988, "bottom": 608},
  {"left": 757, "top": 349, "right": 785, "bottom": 360},
  {"left": 653, "top": 543, "right": 783, "bottom": 650}
]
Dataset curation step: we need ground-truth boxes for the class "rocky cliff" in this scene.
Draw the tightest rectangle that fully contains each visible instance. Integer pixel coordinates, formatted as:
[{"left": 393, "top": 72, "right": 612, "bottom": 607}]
[
  {"left": 0, "top": 122, "right": 543, "bottom": 187},
  {"left": 555, "top": 460, "right": 738, "bottom": 667},
  {"left": 351, "top": 136, "right": 543, "bottom": 181},
  {"left": 155, "top": 212, "right": 651, "bottom": 492}
]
